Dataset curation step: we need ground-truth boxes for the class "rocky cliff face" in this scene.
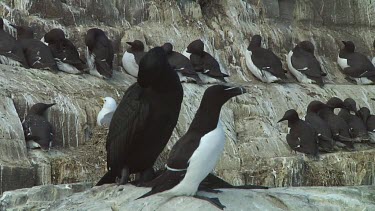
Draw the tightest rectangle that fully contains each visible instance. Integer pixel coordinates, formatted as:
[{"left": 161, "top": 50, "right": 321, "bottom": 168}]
[{"left": 0, "top": 0, "right": 375, "bottom": 201}]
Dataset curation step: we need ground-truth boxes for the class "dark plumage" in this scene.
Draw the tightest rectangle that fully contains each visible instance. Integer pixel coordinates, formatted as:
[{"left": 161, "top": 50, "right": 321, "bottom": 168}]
[
  {"left": 22, "top": 103, "right": 55, "bottom": 150},
  {"left": 162, "top": 42, "right": 203, "bottom": 84},
  {"left": 0, "top": 18, "right": 16, "bottom": 53},
  {"left": 85, "top": 28, "right": 114, "bottom": 78},
  {"left": 96, "top": 47, "right": 183, "bottom": 186},
  {"left": 358, "top": 107, "right": 375, "bottom": 132},
  {"left": 278, "top": 109, "right": 319, "bottom": 157},
  {"left": 122, "top": 40, "right": 146, "bottom": 77}
]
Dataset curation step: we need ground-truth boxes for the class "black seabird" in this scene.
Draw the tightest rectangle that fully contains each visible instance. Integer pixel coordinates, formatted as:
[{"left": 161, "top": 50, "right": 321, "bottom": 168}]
[
  {"left": 43, "top": 28, "right": 86, "bottom": 74},
  {"left": 22, "top": 103, "right": 55, "bottom": 150},
  {"left": 96, "top": 47, "right": 183, "bottom": 186},
  {"left": 305, "top": 101, "right": 335, "bottom": 152},
  {"left": 286, "top": 41, "right": 326, "bottom": 86},
  {"left": 278, "top": 109, "right": 319, "bottom": 157},
  {"left": 138, "top": 84, "right": 246, "bottom": 210},
  {"left": 162, "top": 42, "right": 203, "bottom": 84},
  {"left": 122, "top": 40, "right": 146, "bottom": 78},
  {"left": 185, "top": 39, "right": 228, "bottom": 82},
  {"left": 11, "top": 24, "right": 58, "bottom": 71},
  {"left": 0, "top": 18, "right": 16, "bottom": 53},
  {"left": 85, "top": 28, "right": 114, "bottom": 79},
  {"left": 337, "top": 41, "right": 375, "bottom": 84},
  {"left": 245, "top": 35, "right": 287, "bottom": 83},
  {"left": 358, "top": 107, "right": 375, "bottom": 143}
]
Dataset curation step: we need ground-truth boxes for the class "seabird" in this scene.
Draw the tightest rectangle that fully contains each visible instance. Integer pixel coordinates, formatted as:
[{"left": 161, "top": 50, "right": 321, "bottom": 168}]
[
  {"left": 162, "top": 42, "right": 203, "bottom": 84},
  {"left": 0, "top": 18, "right": 22, "bottom": 67},
  {"left": 96, "top": 47, "right": 183, "bottom": 186},
  {"left": 358, "top": 107, "right": 375, "bottom": 143},
  {"left": 43, "top": 28, "right": 86, "bottom": 74},
  {"left": 97, "top": 97, "right": 117, "bottom": 127},
  {"left": 22, "top": 103, "right": 55, "bottom": 150},
  {"left": 278, "top": 109, "right": 319, "bottom": 157},
  {"left": 245, "top": 35, "right": 287, "bottom": 83},
  {"left": 85, "top": 28, "right": 114, "bottom": 79},
  {"left": 138, "top": 84, "right": 246, "bottom": 210},
  {"left": 122, "top": 40, "right": 146, "bottom": 77},
  {"left": 286, "top": 41, "right": 326, "bottom": 86},
  {"left": 337, "top": 41, "right": 375, "bottom": 84}
]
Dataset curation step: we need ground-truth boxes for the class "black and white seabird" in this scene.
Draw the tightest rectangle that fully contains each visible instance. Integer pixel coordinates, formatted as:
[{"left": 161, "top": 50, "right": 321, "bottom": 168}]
[
  {"left": 358, "top": 107, "right": 375, "bottom": 143},
  {"left": 85, "top": 28, "right": 114, "bottom": 79},
  {"left": 305, "top": 101, "right": 335, "bottom": 152},
  {"left": 338, "top": 98, "right": 369, "bottom": 141},
  {"left": 43, "top": 28, "right": 86, "bottom": 74},
  {"left": 138, "top": 84, "right": 246, "bottom": 210},
  {"left": 96, "top": 47, "right": 183, "bottom": 186},
  {"left": 184, "top": 39, "right": 229, "bottom": 83},
  {"left": 162, "top": 42, "right": 203, "bottom": 84},
  {"left": 97, "top": 97, "right": 117, "bottom": 127},
  {"left": 11, "top": 24, "right": 58, "bottom": 71},
  {"left": 22, "top": 103, "right": 55, "bottom": 150},
  {"left": 122, "top": 40, "right": 146, "bottom": 78},
  {"left": 278, "top": 109, "right": 319, "bottom": 157},
  {"left": 337, "top": 41, "right": 375, "bottom": 84},
  {"left": 286, "top": 41, "right": 326, "bottom": 86},
  {"left": 245, "top": 35, "right": 287, "bottom": 83}
]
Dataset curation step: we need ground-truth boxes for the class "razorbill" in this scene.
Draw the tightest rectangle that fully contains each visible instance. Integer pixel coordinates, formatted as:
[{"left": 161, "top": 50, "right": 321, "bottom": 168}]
[
  {"left": 358, "top": 107, "right": 375, "bottom": 143},
  {"left": 185, "top": 39, "right": 229, "bottom": 83},
  {"left": 96, "top": 47, "right": 183, "bottom": 186},
  {"left": 305, "top": 101, "right": 335, "bottom": 152},
  {"left": 97, "top": 97, "right": 117, "bottom": 127},
  {"left": 286, "top": 41, "right": 326, "bottom": 86},
  {"left": 43, "top": 28, "right": 86, "bottom": 74},
  {"left": 85, "top": 28, "right": 114, "bottom": 79},
  {"left": 122, "top": 40, "right": 146, "bottom": 77},
  {"left": 245, "top": 35, "right": 287, "bottom": 83},
  {"left": 338, "top": 41, "right": 375, "bottom": 84},
  {"left": 162, "top": 42, "right": 203, "bottom": 84},
  {"left": 11, "top": 24, "right": 59, "bottom": 72},
  {"left": 338, "top": 98, "right": 369, "bottom": 141},
  {"left": 138, "top": 84, "right": 246, "bottom": 210},
  {"left": 278, "top": 109, "right": 319, "bottom": 157},
  {"left": 22, "top": 103, "right": 55, "bottom": 150}
]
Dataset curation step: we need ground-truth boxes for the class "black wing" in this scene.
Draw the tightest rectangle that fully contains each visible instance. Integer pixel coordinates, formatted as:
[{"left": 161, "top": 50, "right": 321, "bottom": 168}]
[
  {"left": 251, "top": 48, "right": 286, "bottom": 78},
  {"left": 202, "top": 52, "right": 228, "bottom": 77},
  {"left": 92, "top": 35, "right": 113, "bottom": 77},
  {"left": 291, "top": 49, "right": 323, "bottom": 77}
]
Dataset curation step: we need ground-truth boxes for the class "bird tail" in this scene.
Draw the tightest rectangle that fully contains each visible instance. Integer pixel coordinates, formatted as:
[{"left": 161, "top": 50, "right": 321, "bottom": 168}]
[
  {"left": 96, "top": 171, "right": 116, "bottom": 186},
  {"left": 95, "top": 59, "right": 113, "bottom": 78}
]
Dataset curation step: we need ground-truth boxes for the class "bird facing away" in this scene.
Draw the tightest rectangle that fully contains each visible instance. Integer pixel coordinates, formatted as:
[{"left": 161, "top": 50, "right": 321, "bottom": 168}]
[
  {"left": 96, "top": 47, "right": 183, "bottom": 186},
  {"left": 0, "top": 18, "right": 21, "bottom": 67},
  {"left": 85, "top": 28, "right": 114, "bottom": 79},
  {"left": 278, "top": 109, "right": 319, "bottom": 157},
  {"left": 97, "top": 97, "right": 117, "bottom": 127},
  {"left": 122, "top": 40, "right": 146, "bottom": 78},
  {"left": 43, "top": 28, "right": 86, "bottom": 74},
  {"left": 138, "top": 84, "right": 246, "bottom": 210},
  {"left": 22, "top": 103, "right": 55, "bottom": 150},
  {"left": 337, "top": 41, "right": 375, "bottom": 85},
  {"left": 305, "top": 101, "right": 335, "bottom": 152},
  {"left": 185, "top": 39, "right": 229, "bottom": 83},
  {"left": 358, "top": 107, "right": 375, "bottom": 132},
  {"left": 162, "top": 42, "right": 203, "bottom": 84},
  {"left": 245, "top": 35, "right": 287, "bottom": 83},
  {"left": 286, "top": 41, "right": 326, "bottom": 86}
]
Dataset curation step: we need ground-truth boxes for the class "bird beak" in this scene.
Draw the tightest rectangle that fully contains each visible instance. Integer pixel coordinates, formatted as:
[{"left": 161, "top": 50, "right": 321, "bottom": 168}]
[
  {"left": 47, "top": 103, "right": 56, "bottom": 108},
  {"left": 100, "top": 97, "right": 105, "bottom": 105},
  {"left": 224, "top": 86, "right": 247, "bottom": 95},
  {"left": 126, "top": 41, "right": 133, "bottom": 46},
  {"left": 277, "top": 117, "right": 287, "bottom": 123}
]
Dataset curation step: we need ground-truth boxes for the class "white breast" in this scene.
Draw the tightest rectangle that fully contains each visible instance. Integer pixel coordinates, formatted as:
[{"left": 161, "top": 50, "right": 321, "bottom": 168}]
[
  {"left": 97, "top": 108, "right": 111, "bottom": 126},
  {"left": 371, "top": 57, "right": 375, "bottom": 67},
  {"left": 286, "top": 51, "right": 313, "bottom": 83},
  {"left": 164, "top": 120, "right": 226, "bottom": 196},
  {"left": 85, "top": 47, "right": 103, "bottom": 78},
  {"left": 337, "top": 55, "right": 349, "bottom": 69},
  {"left": 122, "top": 51, "right": 139, "bottom": 77},
  {"left": 56, "top": 60, "right": 81, "bottom": 74},
  {"left": 40, "top": 37, "right": 48, "bottom": 46},
  {"left": 245, "top": 50, "right": 279, "bottom": 83}
]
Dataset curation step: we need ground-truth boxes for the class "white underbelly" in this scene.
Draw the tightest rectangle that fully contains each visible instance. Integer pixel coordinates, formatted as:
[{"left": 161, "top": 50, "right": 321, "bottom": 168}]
[
  {"left": 245, "top": 50, "right": 279, "bottom": 83},
  {"left": 56, "top": 60, "right": 80, "bottom": 74},
  {"left": 122, "top": 51, "right": 139, "bottom": 77},
  {"left": 286, "top": 51, "right": 313, "bottom": 83},
  {"left": 372, "top": 57, "right": 375, "bottom": 67},
  {"left": 337, "top": 55, "right": 349, "bottom": 69},
  {"left": 352, "top": 76, "right": 374, "bottom": 85}
]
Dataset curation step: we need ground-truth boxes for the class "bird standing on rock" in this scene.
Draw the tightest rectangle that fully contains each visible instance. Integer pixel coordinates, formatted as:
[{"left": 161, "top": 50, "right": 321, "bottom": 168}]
[
  {"left": 122, "top": 40, "right": 146, "bottom": 78},
  {"left": 97, "top": 97, "right": 117, "bottom": 127}
]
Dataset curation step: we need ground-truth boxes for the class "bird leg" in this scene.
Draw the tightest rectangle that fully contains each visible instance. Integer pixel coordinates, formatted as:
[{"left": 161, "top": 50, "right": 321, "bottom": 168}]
[
  {"left": 134, "top": 167, "right": 155, "bottom": 186},
  {"left": 116, "top": 167, "right": 129, "bottom": 185},
  {"left": 194, "top": 195, "right": 226, "bottom": 210}
]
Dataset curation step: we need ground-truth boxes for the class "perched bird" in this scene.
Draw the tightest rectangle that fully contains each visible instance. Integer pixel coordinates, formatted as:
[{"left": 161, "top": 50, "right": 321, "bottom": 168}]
[
  {"left": 22, "top": 103, "right": 55, "bottom": 150},
  {"left": 286, "top": 41, "right": 326, "bottom": 86},
  {"left": 10, "top": 24, "right": 58, "bottom": 71},
  {"left": 184, "top": 39, "right": 229, "bottom": 83},
  {"left": 162, "top": 42, "right": 203, "bottom": 84},
  {"left": 0, "top": 18, "right": 21, "bottom": 66},
  {"left": 337, "top": 41, "right": 375, "bottom": 84},
  {"left": 138, "top": 85, "right": 246, "bottom": 210},
  {"left": 278, "top": 109, "right": 319, "bottom": 157},
  {"left": 96, "top": 47, "right": 183, "bottom": 186},
  {"left": 338, "top": 98, "right": 369, "bottom": 141},
  {"left": 305, "top": 101, "right": 335, "bottom": 152},
  {"left": 97, "top": 97, "right": 117, "bottom": 127},
  {"left": 122, "top": 40, "right": 146, "bottom": 77},
  {"left": 85, "top": 28, "right": 114, "bottom": 79},
  {"left": 42, "top": 28, "right": 86, "bottom": 74},
  {"left": 245, "top": 35, "right": 287, "bottom": 83},
  {"left": 358, "top": 107, "right": 375, "bottom": 143}
]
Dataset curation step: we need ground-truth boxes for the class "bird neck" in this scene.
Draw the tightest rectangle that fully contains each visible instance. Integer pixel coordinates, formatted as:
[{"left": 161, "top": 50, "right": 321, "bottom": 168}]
[
  {"left": 152, "top": 70, "right": 182, "bottom": 93},
  {"left": 188, "top": 104, "right": 222, "bottom": 134}
]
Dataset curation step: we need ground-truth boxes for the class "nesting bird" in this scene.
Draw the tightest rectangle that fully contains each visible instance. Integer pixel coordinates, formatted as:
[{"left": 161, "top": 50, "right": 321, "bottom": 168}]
[
  {"left": 122, "top": 40, "right": 146, "bottom": 77},
  {"left": 0, "top": 18, "right": 16, "bottom": 53},
  {"left": 97, "top": 97, "right": 117, "bottom": 127},
  {"left": 358, "top": 107, "right": 375, "bottom": 143}
]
